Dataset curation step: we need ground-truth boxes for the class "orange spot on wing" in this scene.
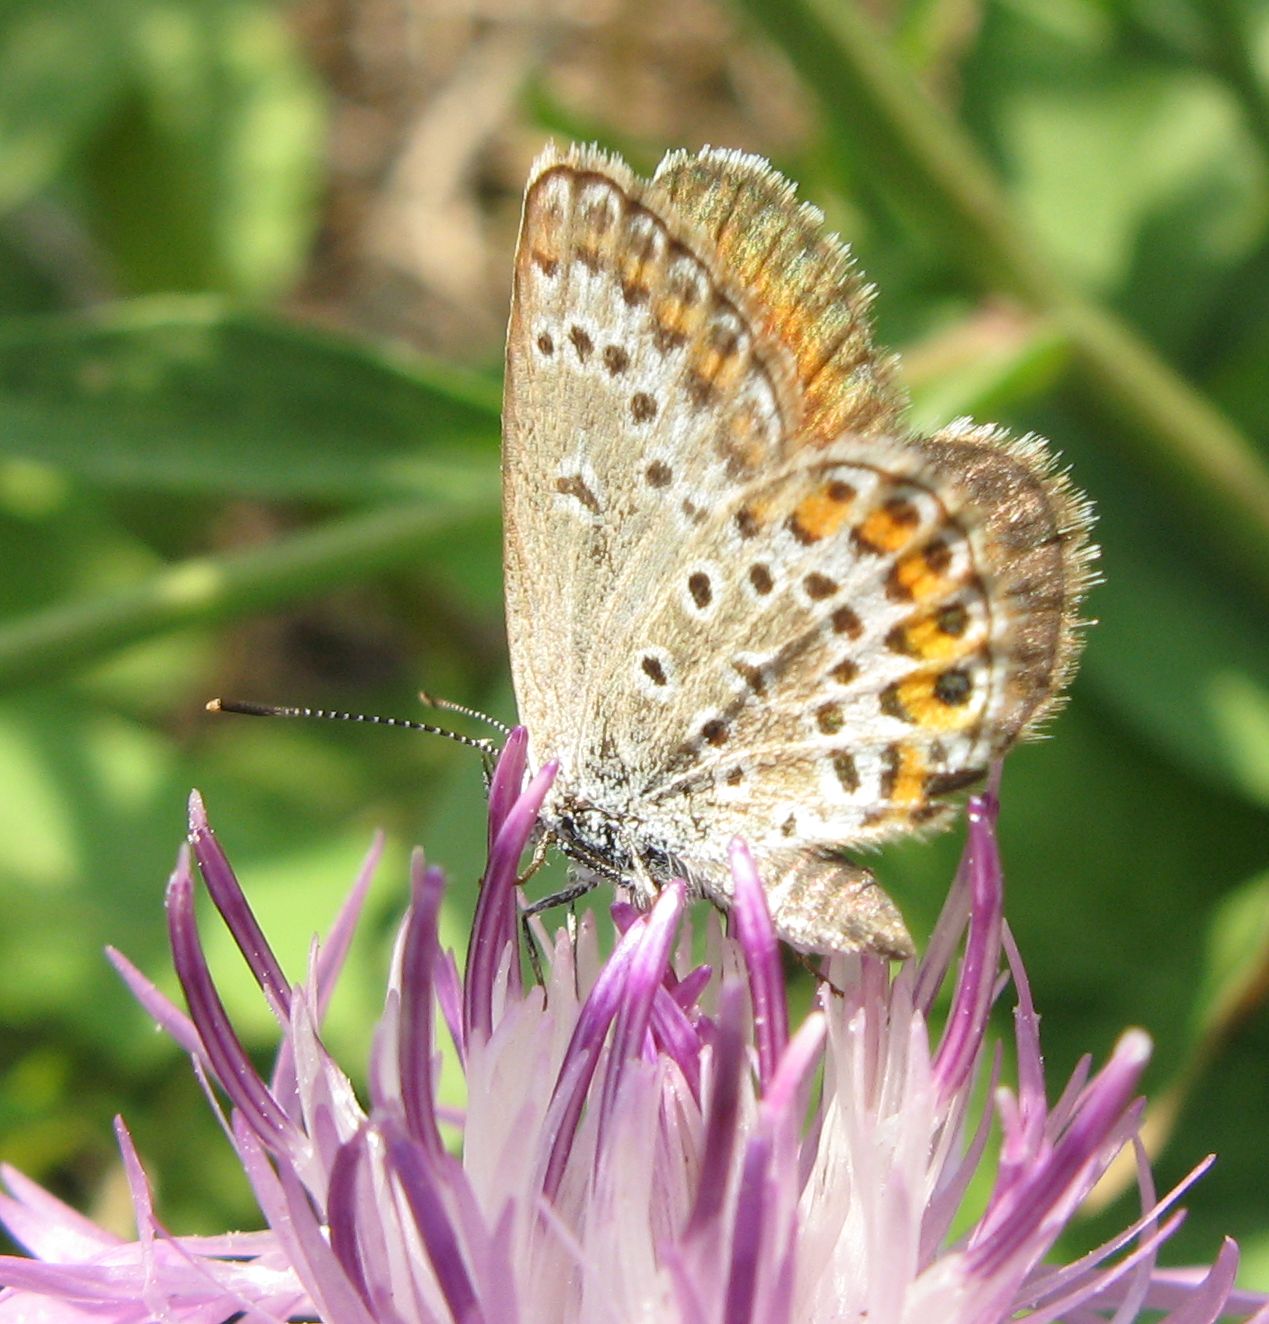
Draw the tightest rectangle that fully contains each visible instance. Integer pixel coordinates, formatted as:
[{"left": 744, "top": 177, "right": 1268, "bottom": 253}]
[
  {"left": 717, "top": 407, "right": 770, "bottom": 474},
  {"left": 858, "top": 502, "right": 920, "bottom": 555},
  {"left": 688, "top": 340, "right": 745, "bottom": 395},
  {"left": 893, "top": 610, "right": 976, "bottom": 663},
  {"left": 618, "top": 246, "right": 654, "bottom": 301},
  {"left": 889, "top": 745, "right": 926, "bottom": 805},
  {"left": 896, "top": 672, "right": 978, "bottom": 732},
  {"left": 791, "top": 484, "right": 855, "bottom": 541},
  {"left": 737, "top": 497, "right": 772, "bottom": 532},
  {"left": 891, "top": 543, "right": 954, "bottom": 603},
  {"left": 651, "top": 296, "right": 702, "bottom": 350}
]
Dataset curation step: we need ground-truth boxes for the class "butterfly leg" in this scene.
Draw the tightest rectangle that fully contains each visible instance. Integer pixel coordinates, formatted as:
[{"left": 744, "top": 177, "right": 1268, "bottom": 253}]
[
  {"left": 513, "top": 833, "right": 553, "bottom": 985},
  {"left": 522, "top": 912, "right": 546, "bottom": 989},
  {"left": 516, "top": 830, "right": 551, "bottom": 890},
  {"left": 520, "top": 876, "right": 598, "bottom": 921},
  {"left": 519, "top": 876, "right": 598, "bottom": 985}
]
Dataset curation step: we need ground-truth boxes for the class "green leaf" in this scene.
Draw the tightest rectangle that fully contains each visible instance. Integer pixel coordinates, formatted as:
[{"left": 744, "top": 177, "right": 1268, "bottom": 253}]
[
  {"left": 1191, "top": 867, "right": 1269, "bottom": 1051},
  {"left": 78, "top": 0, "right": 325, "bottom": 298},
  {"left": 0, "top": 297, "right": 502, "bottom": 500},
  {"left": 903, "top": 314, "right": 1070, "bottom": 431},
  {"left": 1206, "top": 672, "right": 1269, "bottom": 807},
  {"left": 964, "top": 6, "right": 1264, "bottom": 355},
  {"left": 0, "top": 692, "right": 185, "bottom": 1057},
  {"left": 0, "top": 499, "right": 496, "bottom": 694},
  {"left": 0, "top": 0, "right": 133, "bottom": 213},
  {"left": 1072, "top": 430, "right": 1269, "bottom": 809}
]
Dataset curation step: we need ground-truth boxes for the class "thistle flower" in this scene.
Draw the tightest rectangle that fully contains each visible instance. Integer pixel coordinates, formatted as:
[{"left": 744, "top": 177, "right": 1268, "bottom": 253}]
[{"left": 0, "top": 730, "right": 1264, "bottom": 1323}]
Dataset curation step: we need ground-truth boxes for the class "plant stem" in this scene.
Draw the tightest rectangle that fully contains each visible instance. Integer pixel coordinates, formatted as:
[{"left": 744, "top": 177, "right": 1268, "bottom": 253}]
[{"left": 0, "top": 497, "right": 494, "bottom": 693}]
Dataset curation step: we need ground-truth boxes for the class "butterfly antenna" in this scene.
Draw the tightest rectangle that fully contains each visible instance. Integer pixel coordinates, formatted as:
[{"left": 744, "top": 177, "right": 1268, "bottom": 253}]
[
  {"left": 206, "top": 698, "right": 498, "bottom": 759},
  {"left": 418, "top": 691, "right": 512, "bottom": 736}
]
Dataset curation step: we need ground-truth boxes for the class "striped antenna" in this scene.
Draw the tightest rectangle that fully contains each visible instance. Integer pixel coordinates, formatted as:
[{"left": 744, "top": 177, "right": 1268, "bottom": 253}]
[
  {"left": 418, "top": 691, "right": 512, "bottom": 736},
  {"left": 206, "top": 698, "right": 497, "bottom": 756}
]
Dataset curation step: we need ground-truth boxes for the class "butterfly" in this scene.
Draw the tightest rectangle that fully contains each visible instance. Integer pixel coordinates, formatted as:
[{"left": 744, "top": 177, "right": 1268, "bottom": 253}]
[{"left": 501, "top": 143, "right": 1095, "bottom": 956}]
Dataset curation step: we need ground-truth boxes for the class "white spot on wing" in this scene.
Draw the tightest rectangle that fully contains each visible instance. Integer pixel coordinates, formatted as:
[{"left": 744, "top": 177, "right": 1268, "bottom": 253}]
[
  {"left": 680, "top": 561, "right": 722, "bottom": 619},
  {"left": 633, "top": 647, "right": 676, "bottom": 699}
]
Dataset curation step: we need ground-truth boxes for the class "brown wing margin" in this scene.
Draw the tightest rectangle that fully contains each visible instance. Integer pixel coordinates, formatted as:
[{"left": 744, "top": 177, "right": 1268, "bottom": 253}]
[{"left": 910, "top": 421, "right": 1098, "bottom": 747}]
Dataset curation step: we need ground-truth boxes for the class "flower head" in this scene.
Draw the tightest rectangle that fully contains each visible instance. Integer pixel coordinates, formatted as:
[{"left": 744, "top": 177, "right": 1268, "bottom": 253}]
[{"left": 1, "top": 730, "right": 1263, "bottom": 1322}]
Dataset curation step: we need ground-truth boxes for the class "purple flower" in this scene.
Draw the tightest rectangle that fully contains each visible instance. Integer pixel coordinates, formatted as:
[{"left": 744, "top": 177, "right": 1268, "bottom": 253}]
[{"left": 1, "top": 729, "right": 1264, "bottom": 1323}]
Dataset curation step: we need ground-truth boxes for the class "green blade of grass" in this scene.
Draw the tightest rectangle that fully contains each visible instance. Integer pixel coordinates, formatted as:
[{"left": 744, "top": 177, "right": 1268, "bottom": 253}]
[
  {"left": 0, "top": 495, "right": 497, "bottom": 694},
  {"left": 0, "top": 297, "right": 502, "bottom": 501}
]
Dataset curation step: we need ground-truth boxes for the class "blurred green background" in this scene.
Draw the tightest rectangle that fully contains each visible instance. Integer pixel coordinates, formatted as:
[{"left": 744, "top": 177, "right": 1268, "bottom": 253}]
[{"left": 0, "top": 0, "right": 1266, "bottom": 1293}]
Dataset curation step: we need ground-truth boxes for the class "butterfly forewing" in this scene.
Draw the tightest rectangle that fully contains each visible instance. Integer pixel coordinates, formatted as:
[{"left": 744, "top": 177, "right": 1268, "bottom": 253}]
[{"left": 504, "top": 147, "right": 798, "bottom": 766}]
